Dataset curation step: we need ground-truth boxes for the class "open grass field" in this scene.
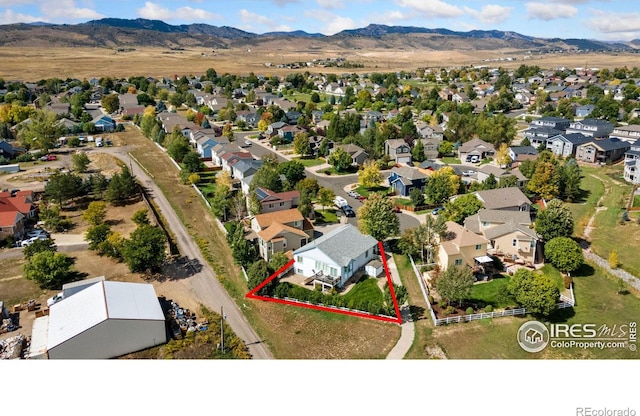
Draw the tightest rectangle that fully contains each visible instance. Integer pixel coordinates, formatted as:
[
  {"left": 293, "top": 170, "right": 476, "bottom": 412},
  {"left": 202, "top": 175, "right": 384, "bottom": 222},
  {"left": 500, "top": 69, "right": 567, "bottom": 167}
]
[
  {"left": 122, "top": 125, "right": 401, "bottom": 358},
  {"left": 567, "top": 171, "right": 605, "bottom": 236},
  {"left": 2, "top": 46, "right": 640, "bottom": 81}
]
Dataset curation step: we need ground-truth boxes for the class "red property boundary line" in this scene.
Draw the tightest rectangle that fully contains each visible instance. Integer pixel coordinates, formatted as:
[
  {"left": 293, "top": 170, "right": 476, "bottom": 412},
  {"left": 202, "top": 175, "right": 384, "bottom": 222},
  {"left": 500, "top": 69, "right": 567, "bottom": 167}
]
[{"left": 246, "top": 241, "right": 402, "bottom": 324}]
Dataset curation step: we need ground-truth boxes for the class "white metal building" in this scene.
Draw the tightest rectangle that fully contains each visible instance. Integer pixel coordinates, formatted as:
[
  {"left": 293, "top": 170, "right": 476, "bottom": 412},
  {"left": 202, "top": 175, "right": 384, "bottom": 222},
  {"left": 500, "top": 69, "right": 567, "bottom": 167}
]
[{"left": 33, "top": 280, "right": 166, "bottom": 359}]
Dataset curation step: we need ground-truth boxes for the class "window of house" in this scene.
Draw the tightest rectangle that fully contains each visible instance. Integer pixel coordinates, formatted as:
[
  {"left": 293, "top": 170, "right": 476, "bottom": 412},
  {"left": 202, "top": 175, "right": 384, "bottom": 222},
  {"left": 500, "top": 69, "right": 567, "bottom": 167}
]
[
  {"left": 512, "top": 239, "right": 517, "bottom": 247},
  {"left": 294, "top": 221, "right": 301, "bottom": 227},
  {"left": 482, "top": 221, "right": 489, "bottom": 227},
  {"left": 300, "top": 238, "right": 307, "bottom": 246},
  {"left": 475, "top": 244, "right": 482, "bottom": 250},
  {"left": 330, "top": 267, "right": 337, "bottom": 277},
  {"left": 454, "top": 259, "right": 463, "bottom": 266},
  {"left": 269, "top": 204, "right": 274, "bottom": 208},
  {"left": 297, "top": 256, "right": 303, "bottom": 263},
  {"left": 530, "top": 240, "right": 535, "bottom": 248},
  {"left": 296, "top": 268, "right": 303, "bottom": 274},
  {"left": 283, "top": 240, "right": 287, "bottom": 248},
  {"left": 279, "top": 202, "right": 285, "bottom": 206},
  {"left": 366, "top": 249, "right": 369, "bottom": 258}
]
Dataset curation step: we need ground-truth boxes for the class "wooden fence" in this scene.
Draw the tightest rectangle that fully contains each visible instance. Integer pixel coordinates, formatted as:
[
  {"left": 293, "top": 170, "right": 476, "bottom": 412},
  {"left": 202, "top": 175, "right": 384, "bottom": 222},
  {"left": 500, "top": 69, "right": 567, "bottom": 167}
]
[{"left": 408, "top": 255, "right": 576, "bottom": 326}]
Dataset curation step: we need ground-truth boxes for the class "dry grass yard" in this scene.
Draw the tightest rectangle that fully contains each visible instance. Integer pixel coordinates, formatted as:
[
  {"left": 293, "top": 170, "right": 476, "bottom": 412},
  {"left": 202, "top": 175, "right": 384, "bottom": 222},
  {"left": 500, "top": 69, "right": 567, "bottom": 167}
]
[{"left": 1, "top": 46, "right": 638, "bottom": 80}]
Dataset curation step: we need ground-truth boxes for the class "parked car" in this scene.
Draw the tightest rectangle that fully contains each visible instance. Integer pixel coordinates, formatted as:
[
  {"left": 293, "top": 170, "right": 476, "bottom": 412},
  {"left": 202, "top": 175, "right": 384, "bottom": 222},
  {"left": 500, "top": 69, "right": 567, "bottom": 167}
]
[
  {"left": 432, "top": 206, "right": 445, "bottom": 215},
  {"left": 466, "top": 155, "right": 480, "bottom": 163},
  {"left": 241, "top": 139, "right": 252, "bottom": 147},
  {"left": 347, "top": 190, "right": 360, "bottom": 198},
  {"left": 406, "top": 161, "right": 415, "bottom": 167},
  {"left": 342, "top": 205, "right": 356, "bottom": 217},
  {"left": 26, "top": 229, "right": 48, "bottom": 239},
  {"left": 46, "top": 155, "right": 57, "bottom": 161},
  {"left": 392, "top": 206, "right": 401, "bottom": 213},
  {"left": 463, "top": 170, "right": 476, "bottom": 176},
  {"left": 20, "top": 235, "right": 47, "bottom": 247},
  {"left": 47, "top": 293, "right": 64, "bottom": 308}
]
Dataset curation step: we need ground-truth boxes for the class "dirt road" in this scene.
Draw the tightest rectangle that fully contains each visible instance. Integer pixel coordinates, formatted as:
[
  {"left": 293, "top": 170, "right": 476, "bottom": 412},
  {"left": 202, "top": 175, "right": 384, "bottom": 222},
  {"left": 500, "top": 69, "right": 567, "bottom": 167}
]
[{"left": 99, "top": 145, "right": 273, "bottom": 359}]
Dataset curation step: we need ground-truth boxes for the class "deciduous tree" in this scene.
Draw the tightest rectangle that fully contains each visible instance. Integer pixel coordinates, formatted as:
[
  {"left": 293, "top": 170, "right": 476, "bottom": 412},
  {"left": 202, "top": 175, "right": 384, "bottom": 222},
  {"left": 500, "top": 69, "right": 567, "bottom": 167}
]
[
  {"left": 327, "top": 147, "right": 353, "bottom": 172},
  {"left": 71, "top": 152, "right": 91, "bottom": 173},
  {"left": 82, "top": 201, "right": 107, "bottom": 226},
  {"left": 357, "top": 192, "right": 400, "bottom": 241},
  {"left": 23, "top": 251, "right": 73, "bottom": 289},
  {"left": 534, "top": 199, "right": 574, "bottom": 241},
  {"left": 122, "top": 225, "right": 167, "bottom": 273},
  {"left": 444, "top": 194, "right": 482, "bottom": 224},
  {"left": 358, "top": 160, "right": 383, "bottom": 189},
  {"left": 436, "top": 265, "right": 475, "bottom": 307},
  {"left": 544, "top": 237, "right": 583, "bottom": 274},
  {"left": 293, "top": 132, "right": 311, "bottom": 157},
  {"left": 508, "top": 268, "right": 559, "bottom": 316}
]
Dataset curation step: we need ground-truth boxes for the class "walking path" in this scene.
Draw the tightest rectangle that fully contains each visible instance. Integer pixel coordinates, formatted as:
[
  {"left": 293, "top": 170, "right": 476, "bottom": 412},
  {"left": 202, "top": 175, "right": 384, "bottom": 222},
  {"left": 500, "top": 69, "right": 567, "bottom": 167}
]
[
  {"left": 384, "top": 253, "right": 415, "bottom": 359},
  {"left": 580, "top": 174, "right": 640, "bottom": 292}
]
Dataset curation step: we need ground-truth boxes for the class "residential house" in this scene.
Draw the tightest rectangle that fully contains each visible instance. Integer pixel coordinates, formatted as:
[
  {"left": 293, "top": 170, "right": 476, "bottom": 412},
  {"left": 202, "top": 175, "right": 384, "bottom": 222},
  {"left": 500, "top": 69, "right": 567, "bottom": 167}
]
[
  {"left": 522, "top": 126, "right": 566, "bottom": 149},
  {"left": 575, "top": 104, "right": 595, "bottom": 118},
  {"left": 92, "top": 115, "right": 115, "bottom": 132},
  {"left": 415, "top": 121, "right": 444, "bottom": 141},
  {"left": 221, "top": 151, "right": 254, "bottom": 177},
  {"left": 195, "top": 134, "right": 225, "bottom": 159},
  {"left": 464, "top": 209, "right": 540, "bottom": 265},
  {"left": 437, "top": 221, "right": 489, "bottom": 271},
  {"left": 388, "top": 166, "right": 427, "bottom": 197},
  {"left": 508, "top": 146, "right": 538, "bottom": 165},
  {"left": 529, "top": 116, "right": 571, "bottom": 131},
  {"left": 0, "top": 211, "right": 25, "bottom": 241},
  {"left": 385, "top": 139, "right": 412, "bottom": 164},
  {"left": 566, "top": 118, "right": 614, "bottom": 138},
  {"left": 210, "top": 142, "right": 242, "bottom": 166},
  {"left": 232, "top": 158, "right": 264, "bottom": 183},
  {"left": 416, "top": 137, "right": 441, "bottom": 160},
  {"left": 418, "top": 160, "right": 446, "bottom": 176},
  {"left": 331, "top": 143, "right": 369, "bottom": 166},
  {"left": 458, "top": 138, "right": 496, "bottom": 162},
  {"left": 252, "top": 209, "right": 314, "bottom": 261},
  {"left": 0, "top": 140, "right": 24, "bottom": 159},
  {"left": 575, "top": 138, "right": 630, "bottom": 164},
  {"left": 546, "top": 133, "right": 592, "bottom": 158},
  {"left": 236, "top": 111, "right": 259, "bottom": 128},
  {"left": 255, "top": 188, "right": 300, "bottom": 213},
  {"left": 157, "top": 111, "right": 199, "bottom": 136},
  {"left": 610, "top": 125, "right": 640, "bottom": 144},
  {"left": 476, "top": 166, "right": 529, "bottom": 189},
  {"left": 0, "top": 190, "right": 38, "bottom": 219},
  {"left": 278, "top": 125, "right": 303, "bottom": 142},
  {"left": 293, "top": 224, "right": 379, "bottom": 289},
  {"left": 623, "top": 139, "right": 640, "bottom": 184},
  {"left": 266, "top": 121, "right": 287, "bottom": 137},
  {"left": 472, "top": 187, "right": 531, "bottom": 212}
]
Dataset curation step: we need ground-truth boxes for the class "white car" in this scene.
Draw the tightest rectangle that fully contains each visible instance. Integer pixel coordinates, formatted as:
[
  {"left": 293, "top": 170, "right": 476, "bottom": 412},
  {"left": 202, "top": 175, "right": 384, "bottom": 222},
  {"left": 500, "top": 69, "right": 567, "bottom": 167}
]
[
  {"left": 26, "top": 229, "right": 48, "bottom": 239},
  {"left": 463, "top": 170, "right": 476, "bottom": 177},
  {"left": 21, "top": 235, "right": 48, "bottom": 247},
  {"left": 334, "top": 196, "right": 348, "bottom": 208},
  {"left": 47, "top": 293, "right": 64, "bottom": 307}
]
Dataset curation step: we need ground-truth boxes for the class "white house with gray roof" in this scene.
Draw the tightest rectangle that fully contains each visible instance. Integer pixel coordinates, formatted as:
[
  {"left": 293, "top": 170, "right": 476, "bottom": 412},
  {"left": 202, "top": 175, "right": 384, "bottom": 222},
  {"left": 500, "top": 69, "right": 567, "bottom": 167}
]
[{"left": 293, "top": 224, "right": 379, "bottom": 289}]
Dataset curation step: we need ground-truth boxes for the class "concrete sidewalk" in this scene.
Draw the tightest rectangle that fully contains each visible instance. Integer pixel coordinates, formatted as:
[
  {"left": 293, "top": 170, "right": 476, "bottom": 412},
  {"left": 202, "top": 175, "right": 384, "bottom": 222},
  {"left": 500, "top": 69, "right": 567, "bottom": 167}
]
[{"left": 384, "top": 253, "right": 415, "bottom": 359}]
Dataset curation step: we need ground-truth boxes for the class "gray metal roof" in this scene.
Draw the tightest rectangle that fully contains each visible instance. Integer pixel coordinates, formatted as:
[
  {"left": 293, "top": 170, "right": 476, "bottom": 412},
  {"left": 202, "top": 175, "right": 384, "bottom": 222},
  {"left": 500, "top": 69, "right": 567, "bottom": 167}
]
[{"left": 293, "top": 224, "right": 378, "bottom": 267}]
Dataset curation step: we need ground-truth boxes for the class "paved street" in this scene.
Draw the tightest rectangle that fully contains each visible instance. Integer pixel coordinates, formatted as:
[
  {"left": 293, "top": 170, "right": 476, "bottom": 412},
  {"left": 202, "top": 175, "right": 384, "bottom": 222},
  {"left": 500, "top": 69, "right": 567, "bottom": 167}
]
[
  {"left": 239, "top": 132, "right": 421, "bottom": 232},
  {"left": 97, "top": 145, "right": 273, "bottom": 359}
]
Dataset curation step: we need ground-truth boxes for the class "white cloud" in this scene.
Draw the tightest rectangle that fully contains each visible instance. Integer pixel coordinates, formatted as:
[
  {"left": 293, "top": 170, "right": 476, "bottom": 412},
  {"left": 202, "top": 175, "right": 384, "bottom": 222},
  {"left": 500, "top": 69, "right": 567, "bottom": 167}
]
[
  {"left": 316, "top": 0, "right": 344, "bottom": 9},
  {"left": 525, "top": 2, "right": 577, "bottom": 21},
  {"left": 464, "top": 4, "right": 513, "bottom": 25},
  {"left": 40, "top": 0, "right": 103, "bottom": 20},
  {"left": 304, "top": 9, "right": 357, "bottom": 35},
  {"left": 137, "top": 1, "right": 220, "bottom": 22},
  {"left": 0, "top": 9, "right": 43, "bottom": 24},
  {"left": 239, "top": 9, "right": 292, "bottom": 32},
  {"left": 394, "top": 0, "right": 464, "bottom": 19},
  {"left": 270, "top": 0, "right": 298, "bottom": 5},
  {"left": 586, "top": 10, "right": 640, "bottom": 38},
  {"left": 0, "top": 0, "right": 35, "bottom": 5}
]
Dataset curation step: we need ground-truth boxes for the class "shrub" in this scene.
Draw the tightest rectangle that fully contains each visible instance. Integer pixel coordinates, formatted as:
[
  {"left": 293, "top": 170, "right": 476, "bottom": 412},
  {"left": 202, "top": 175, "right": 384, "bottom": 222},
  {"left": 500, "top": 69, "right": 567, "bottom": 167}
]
[
  {"left": 608, "top": 250, "right": 619, "bottom": 269},
  {"left": 427, "top": 295, "right": 435, "bottom": 304},
  {"left": 16, "top": 153, "right": 35, "bottom": 162},
  {"left": 465, "top": 307, "right": 474, "bottom": 315},
  {"left": 485, "top": 305, "right": 493, "bottom": 313},
  {"left": 324, "top": 169, "right": 332, "bottom": 175}
]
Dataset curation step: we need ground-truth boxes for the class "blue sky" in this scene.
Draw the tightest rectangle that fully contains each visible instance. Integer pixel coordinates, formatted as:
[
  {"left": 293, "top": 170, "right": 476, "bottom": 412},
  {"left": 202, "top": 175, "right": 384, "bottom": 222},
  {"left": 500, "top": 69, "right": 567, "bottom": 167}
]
[{"left": 0, "top": 0, "right": 639, "bottom": 41}]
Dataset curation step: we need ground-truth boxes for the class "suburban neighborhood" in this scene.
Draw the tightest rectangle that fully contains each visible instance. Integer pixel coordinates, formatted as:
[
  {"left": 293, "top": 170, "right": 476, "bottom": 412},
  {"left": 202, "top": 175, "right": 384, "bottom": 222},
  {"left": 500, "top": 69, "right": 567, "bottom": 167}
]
[{"left": 1, "top": 47, "right": 640, "bottom": 365}]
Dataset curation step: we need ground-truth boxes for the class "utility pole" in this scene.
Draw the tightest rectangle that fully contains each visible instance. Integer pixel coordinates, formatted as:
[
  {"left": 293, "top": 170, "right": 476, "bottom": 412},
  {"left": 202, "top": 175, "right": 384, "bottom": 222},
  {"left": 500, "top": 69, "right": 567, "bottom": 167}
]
[{"left": 220, "top": 306, "right": 225, "bottom": 354}]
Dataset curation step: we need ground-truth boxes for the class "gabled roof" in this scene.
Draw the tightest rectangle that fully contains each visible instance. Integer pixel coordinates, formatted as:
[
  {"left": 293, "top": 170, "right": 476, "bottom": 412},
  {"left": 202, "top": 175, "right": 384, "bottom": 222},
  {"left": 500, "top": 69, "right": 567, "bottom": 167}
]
[
  {"left": 385, "top": 139, "right": 409, "bottom": 150},
  {"left": 0, "top": 210, "right": 23, "bottom": 227},
  {"left": 473, "top": 187, "right": 531, "bottom": 210},
  {"left": 483, "top": 222, "right": 538, "bottom": 241},
  {"left": 256, "top": 188, "right": 299, "bottom": 203},
  {"left": 509, "top": 146, "right": 538, "bottom": 156},
  {"left": 548, "top": 133, "right": 592, "bottom": 146},
  {"left": 458, "top": 138, "right": 496, "bottom": 153},
  {"left": 293, "top": 224, "right": 377, "bottom": 268},
  {"left": 579, "top": 138, "right": 630, "bottom": 152},
  {"left": 464, "top": 209, "right": 532, "bottom": 233},
  {"left": 47, "top": 281, "right": 164, "bottom": 350},
  {"left": 254, "top": 208, "right": 304, "bottom": 229},
  {"left": 441, "top": 221, "right": 488, "bottom": 255},
  {"left": 257, "top": 222, "right": 309, "bottom": 243},
  {"left": 391, "top": 166, "right": 427, "bottom": 181}
]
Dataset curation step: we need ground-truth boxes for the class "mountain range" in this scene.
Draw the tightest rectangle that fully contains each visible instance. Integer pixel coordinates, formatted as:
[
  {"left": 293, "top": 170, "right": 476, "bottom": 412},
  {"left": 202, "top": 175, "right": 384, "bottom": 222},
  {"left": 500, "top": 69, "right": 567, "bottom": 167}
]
[{"left": 0, "top": 18, "right": 636, "bottom": 52}]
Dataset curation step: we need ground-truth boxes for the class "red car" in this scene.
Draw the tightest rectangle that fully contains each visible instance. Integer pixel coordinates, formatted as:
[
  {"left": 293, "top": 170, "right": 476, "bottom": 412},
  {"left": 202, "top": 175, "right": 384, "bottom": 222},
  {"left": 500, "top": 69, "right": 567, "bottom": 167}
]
[{"left": 46, "top": 155, "right": 57, "bottom": 161}]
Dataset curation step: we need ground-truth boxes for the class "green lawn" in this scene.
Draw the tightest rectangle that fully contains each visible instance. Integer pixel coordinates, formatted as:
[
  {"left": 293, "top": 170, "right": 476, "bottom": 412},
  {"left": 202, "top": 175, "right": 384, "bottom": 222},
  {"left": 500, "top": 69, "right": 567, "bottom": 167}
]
[
  {"left": 314, "top": 209, "right": 338, "bottom": 224},
  {"left": 294, "top": 157, "right": 325, "bottom": 167},
  {"left": 395, "top": 198, "right": 413, "bottom": 206},
  {"left": 633, "top": 195, "right": 640, "bottom": 208},
  {"left": 468, "top": 275, "right": 514, "bottom": 309},
  {"left": 355, "top": 185, "right": 391, "bottom": 197},
  {"left": 342, "top": 278, "right": 384, "bottom": 306},
  {"left": 442, "top": 157, "right": 461, "bottom": 165},
  {"left": 566, "top": 172, "right": 604, "bottom": 236}
]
